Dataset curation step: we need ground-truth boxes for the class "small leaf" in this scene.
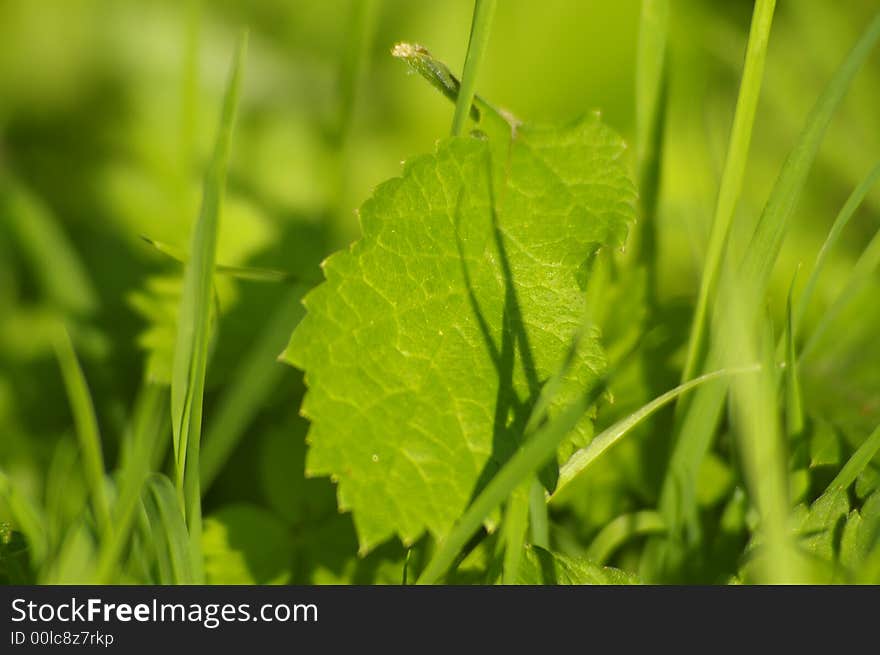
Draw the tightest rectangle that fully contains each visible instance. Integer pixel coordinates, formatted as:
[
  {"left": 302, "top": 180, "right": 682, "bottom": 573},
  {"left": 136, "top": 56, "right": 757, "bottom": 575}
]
[{"left": 517, "top": 545, "right": 638, "bottom": 585}]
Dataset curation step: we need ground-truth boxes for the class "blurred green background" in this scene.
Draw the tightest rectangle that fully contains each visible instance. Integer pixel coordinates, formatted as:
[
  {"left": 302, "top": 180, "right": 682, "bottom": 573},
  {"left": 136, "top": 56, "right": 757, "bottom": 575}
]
[{"left": 1, "top": 0, "right": 878, "bottom": 583}]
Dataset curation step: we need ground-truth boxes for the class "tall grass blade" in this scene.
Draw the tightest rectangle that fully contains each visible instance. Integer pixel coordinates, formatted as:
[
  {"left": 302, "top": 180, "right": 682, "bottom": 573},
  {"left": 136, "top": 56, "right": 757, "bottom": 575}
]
[
  {"left": 659, "top": 13, "right": 880, "bottom": 562},
  {"left": 95, "top": 384, "right": 168, "bottom": 583},
  {"left": 451, "top": 0, "right": 497, "bottom": 136},
  {"left": 170, "top": 32, "right": 247, "bottom": 581},
  {"left": 681, "top": 0, "right": 776, "bottom": 383},
  {"left": 53, "top": 328, "right": 111, "bottom": 541},
  {"left": 739, "top": 13, "right": 880, "bottom": 294}
]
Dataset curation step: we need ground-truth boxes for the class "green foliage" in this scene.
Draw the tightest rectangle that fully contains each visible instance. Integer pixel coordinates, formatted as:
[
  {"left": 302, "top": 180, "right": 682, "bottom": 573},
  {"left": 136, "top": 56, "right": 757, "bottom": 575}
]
[{"left": 285, "top": 114, "right": 637, "bottom": 550}]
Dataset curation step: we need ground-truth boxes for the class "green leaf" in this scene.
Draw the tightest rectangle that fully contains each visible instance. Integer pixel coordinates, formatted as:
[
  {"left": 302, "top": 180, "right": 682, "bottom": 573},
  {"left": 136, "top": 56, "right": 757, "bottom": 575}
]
[
  {"left": 797, "top": 489, "right": 849, "bottom": 562},
  {"left": 828, "top": 423, "right": 880, "bottom": 493},
  {"left": 285, "top": 115, "right": 636, "bottom": 551},
  {"left": 840, "top": 493, "right": 880, "bottom": 574},
  {"left": 517, "top": 545, "right": 638, "bottom": 585}
]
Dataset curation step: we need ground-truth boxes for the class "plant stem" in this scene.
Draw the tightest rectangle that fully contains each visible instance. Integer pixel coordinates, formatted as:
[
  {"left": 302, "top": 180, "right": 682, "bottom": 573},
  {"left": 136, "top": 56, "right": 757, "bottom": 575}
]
[
  {"left": 451, "top": 0, "right": 496, "bottom": 136},
  {"left": 681, "top": 0, "right": 776, "bottom": 383}
]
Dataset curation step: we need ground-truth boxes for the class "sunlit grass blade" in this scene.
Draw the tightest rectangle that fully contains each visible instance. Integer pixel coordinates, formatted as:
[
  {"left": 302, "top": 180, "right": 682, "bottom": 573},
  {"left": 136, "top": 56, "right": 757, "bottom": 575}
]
[
  {"left": 201, "top": 289, "right": 306, "bottom": 491},
  {"left": 95, "top": 384, "right": 168, "bottom": 583},
  {"left": 170, "top": 32, "right": 247, "bottom": 581},
  {"left": 794, "top": 160, "right": 880, "bottom": 336},
  {"left": 681, "top": 0, "right": 776, "bottom": 383},
  {"left": 552, "top": 365, "right": 758, "bottom": 500},
  {"left": 451, "top": 0, "right": 496, "bottom": 136},
  {"left": 142, "top": 474, "right": 195, "bottom": 584},
  {"left": 587, "top": 511, "right": 665, "bottom": 565},
  {"left": 53, "top": 327, "right": 111, "bottom": 541}
]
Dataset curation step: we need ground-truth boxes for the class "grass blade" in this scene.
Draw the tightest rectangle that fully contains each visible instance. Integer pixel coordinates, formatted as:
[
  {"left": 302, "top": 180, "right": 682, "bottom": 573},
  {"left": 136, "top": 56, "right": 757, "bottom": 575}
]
[
  {"left": 722, "top": 277, "right": 802, "bottom": 583},
  {"left": 95, "top": 384, "right": 169, "bottom": 583},
  {"left": 451, "top": 0, "right": 497, "bottom": 136},
  {"left": 552, "top": 366, "right": 758, "bottom": 500},
  {"left": 828, "top": 423, "right": 880, "bottom": 492},
  {"left": 587, "top": 511, "right": 665, "bottom": 565},
  {"left": 634, "top": 0, "right": 670, "bottom": 292},
  {"left": 658, "top": 13, "right": 880, "bottom": 563},
  {"left": 500, "top": 483, "right": 529, "bottom": 584},
  {"left": 794, "top": 160, "right": 880, "bottom": 336},
  {"left": 417, "top": 365, "right": 751, "bottom": 584},
  {"left": 170, "top": 32, "right": 247, "bottom": 580},
  {"left": 739, "top": 13, "right": 880, "bottom": 294},
  {"left": 681, "top": 0, "right": 776, "bottom": 383},
  {"left": 53, "top": 328, "right": 111, "bottom": 541},
  {"left": 142, "top": 474, "right": 195, "bottom": 584}
]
